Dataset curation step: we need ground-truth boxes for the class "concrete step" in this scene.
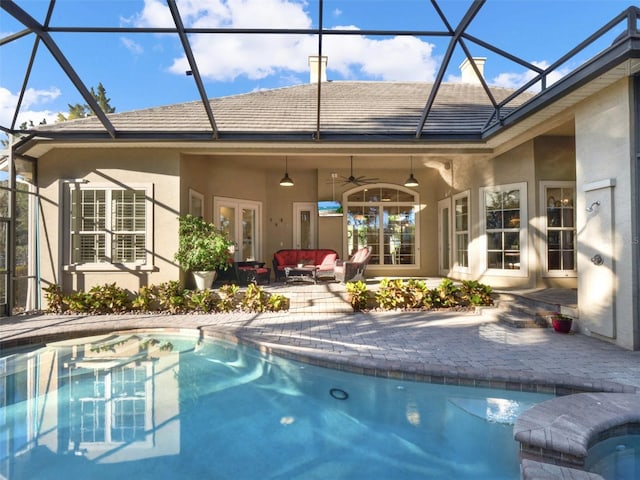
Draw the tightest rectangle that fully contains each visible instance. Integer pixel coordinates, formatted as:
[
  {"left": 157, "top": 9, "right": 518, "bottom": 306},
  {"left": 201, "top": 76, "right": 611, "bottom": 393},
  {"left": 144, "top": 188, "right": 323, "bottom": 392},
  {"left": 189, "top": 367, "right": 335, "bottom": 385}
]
[
  {"left": 495, "top": 291, "right": 576, "bottom": 329},
  {"left": 497, "top": 310, "right": 548, "bottom": 328}
]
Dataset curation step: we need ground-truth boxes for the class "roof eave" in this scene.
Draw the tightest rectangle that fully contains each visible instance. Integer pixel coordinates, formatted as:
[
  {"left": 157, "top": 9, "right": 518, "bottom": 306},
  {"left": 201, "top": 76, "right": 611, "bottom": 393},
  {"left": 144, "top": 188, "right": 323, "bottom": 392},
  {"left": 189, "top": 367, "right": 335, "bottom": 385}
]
[{"left": 482, "top": 36, "right": 640, "bottom": 140}]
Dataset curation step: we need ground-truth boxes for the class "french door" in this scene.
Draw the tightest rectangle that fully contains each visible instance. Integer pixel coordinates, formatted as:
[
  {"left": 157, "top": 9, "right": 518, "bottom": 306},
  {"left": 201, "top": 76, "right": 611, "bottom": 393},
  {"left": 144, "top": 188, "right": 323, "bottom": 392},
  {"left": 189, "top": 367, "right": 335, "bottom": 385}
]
[{"left": 213, "top": 197, "right": 262, "bottom": 262}]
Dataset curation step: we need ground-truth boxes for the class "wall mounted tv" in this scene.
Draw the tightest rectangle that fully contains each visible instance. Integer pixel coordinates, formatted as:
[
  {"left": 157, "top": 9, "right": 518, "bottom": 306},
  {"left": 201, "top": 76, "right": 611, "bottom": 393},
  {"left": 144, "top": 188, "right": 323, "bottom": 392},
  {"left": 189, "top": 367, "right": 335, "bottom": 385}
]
[{"left": 318, "top": 200, "right": 343, "bottom": 217}]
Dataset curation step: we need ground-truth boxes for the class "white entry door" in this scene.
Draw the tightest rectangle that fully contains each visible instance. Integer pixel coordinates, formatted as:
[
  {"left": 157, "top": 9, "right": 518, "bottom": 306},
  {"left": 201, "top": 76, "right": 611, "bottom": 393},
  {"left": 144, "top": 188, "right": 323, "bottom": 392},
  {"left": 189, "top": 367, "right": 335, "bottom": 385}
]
[
  {"left": 293, "top": 202, "right": 317, "bottom": 249},
  {"left": 214, "top": 197, "right": 262, "bottom": 262},
  {"left": 438, "top": 198, "right": 451, "bottom": 275}
]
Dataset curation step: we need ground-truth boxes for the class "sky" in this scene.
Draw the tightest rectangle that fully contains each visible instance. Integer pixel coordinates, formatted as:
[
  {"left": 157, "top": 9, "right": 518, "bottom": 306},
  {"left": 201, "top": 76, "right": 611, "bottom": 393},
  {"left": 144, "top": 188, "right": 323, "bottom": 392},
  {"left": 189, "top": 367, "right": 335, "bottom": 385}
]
[{"left": 0, "top": 0, "right": 635, "bottom": 130}]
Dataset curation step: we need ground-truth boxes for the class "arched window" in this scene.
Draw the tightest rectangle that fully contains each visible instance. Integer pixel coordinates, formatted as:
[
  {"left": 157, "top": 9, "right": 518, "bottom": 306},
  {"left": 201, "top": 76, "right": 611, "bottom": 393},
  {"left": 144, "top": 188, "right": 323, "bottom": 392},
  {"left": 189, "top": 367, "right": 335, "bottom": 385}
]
[{"left": 343, "top": 184, "right": 419, "bottom": 267}]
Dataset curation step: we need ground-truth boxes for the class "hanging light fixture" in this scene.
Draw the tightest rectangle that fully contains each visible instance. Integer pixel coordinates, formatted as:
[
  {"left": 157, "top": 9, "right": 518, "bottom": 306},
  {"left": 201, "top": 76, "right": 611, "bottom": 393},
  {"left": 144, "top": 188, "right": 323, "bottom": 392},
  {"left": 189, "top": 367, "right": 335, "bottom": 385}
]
[
  {"left": 279, "top": 156, "right": 294, "bottom": 187},
  {"left": 404, "top": 156, "right": 419, "bottom": 187}
]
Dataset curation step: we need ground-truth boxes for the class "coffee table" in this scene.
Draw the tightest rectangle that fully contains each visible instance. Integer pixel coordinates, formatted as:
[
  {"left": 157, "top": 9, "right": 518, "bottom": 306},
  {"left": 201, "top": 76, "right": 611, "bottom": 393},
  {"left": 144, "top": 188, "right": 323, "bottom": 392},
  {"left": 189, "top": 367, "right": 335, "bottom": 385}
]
[{"left": 284, "top": 265, "right": 317, "bottom": 284}]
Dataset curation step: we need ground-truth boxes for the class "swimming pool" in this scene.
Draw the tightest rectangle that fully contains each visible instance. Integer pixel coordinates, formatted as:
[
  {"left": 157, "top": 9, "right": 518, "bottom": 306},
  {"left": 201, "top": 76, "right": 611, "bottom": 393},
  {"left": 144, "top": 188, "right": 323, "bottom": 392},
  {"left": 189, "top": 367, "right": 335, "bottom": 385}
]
[{"left": 0, "top": 332, "right": 553, "bottom": 479}]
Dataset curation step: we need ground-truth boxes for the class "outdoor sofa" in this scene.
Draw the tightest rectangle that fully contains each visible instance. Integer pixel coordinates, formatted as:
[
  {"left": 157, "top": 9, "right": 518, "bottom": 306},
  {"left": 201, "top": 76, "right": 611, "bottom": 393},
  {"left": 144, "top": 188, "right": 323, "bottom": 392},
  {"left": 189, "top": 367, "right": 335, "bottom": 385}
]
[{"left": 272, "top": 249, "right": 339, "bottom": 282}]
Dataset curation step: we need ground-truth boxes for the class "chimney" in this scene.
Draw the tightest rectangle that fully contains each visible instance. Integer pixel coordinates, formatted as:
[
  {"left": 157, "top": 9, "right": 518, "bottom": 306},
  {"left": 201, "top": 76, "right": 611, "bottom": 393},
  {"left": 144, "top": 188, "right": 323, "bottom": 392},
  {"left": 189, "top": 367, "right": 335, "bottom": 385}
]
[
  {"left": 459, "top": 57, "right": 486, "bottom": 84},
  {"left": 308, "top": 55, "right": 328, "bottom": 83}
]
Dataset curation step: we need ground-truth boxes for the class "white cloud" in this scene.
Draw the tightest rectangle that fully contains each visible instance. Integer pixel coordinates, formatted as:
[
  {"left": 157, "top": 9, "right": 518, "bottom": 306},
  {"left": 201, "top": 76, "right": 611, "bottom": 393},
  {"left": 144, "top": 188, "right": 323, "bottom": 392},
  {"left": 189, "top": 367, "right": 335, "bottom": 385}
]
[
  {"left": 120, "top": 37, "right": 144, "bottom": 55},
  {"left": 0, "top": 86, "right": 62, "bottom": 129},
  {"left": 324, "top": 31, "right": 438, "bottom": 81},
  {"left": 333, "top": 8, "right": 342, "bottom": 17},
  {"left": 129, "top": 0, "right": 176, "bottom": 28},
  {"left": 491, "top": 60, "right": 570, "bottom": 91},
  {"left": 134, "top": 0, "right": 440, "bottom": 83}
]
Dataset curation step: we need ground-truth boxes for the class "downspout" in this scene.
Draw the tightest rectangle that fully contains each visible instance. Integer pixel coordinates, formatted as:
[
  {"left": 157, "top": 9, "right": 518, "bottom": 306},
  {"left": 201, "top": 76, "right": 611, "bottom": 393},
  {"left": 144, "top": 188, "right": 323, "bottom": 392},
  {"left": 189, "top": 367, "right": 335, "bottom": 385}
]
[{"left": 632, "top": 75, "right": 640, "bottom": 350}]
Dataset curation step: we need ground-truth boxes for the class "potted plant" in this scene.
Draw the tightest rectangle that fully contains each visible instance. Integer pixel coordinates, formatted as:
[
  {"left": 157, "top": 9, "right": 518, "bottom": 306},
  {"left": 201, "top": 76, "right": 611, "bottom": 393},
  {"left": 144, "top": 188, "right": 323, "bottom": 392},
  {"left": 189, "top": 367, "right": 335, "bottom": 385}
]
[
  {"left": 549, "top": 312, "right": 573, "bottom": 333},
  {"left": 174, "top": 215, "right": 234, "bottom": 289}
]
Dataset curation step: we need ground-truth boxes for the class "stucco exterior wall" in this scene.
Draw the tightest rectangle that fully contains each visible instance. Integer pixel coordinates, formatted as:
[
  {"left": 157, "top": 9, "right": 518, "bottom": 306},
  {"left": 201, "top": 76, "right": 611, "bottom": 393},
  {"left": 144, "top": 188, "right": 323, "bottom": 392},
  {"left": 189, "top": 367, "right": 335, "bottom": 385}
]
[
  {"left": 267, "top": 167, "right": 317, "bottom": 256},
  {"left": 37, "top": 148, "right": 181, "bottom": 298},
  {"left": 448, "top": 142, "right": 536, "bottom": 288},
  {"left": 575, "top": 78, "right": 635, "bottom": 349},
  {"left": 533, "top": 136, "right": 577, "bottom": 288}
]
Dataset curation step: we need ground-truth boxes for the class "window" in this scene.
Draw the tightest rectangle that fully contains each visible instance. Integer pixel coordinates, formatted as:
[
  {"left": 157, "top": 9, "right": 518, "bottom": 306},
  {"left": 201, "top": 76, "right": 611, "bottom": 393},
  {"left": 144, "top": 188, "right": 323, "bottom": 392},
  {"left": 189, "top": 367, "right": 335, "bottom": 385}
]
[
  {"left": 481, "top": 182, "right": 527, "bottom": 275},
  {"left": 189, "top": 189, "right": 204, "bottom": 218},
  {"left": 344, "top": 185, "right": 419, "bottom": 266},
  {"left": 70, "top": 363, "right": 152, "bottom": 445},
  {"left": 66, "top": 184, "right": 152, "bottom": 268},
  {"left": 453, "top": 191, "right": 469, "bottom": 270},
  {"left": 541, "top": 182, "right": 576, "bottom": 276}
]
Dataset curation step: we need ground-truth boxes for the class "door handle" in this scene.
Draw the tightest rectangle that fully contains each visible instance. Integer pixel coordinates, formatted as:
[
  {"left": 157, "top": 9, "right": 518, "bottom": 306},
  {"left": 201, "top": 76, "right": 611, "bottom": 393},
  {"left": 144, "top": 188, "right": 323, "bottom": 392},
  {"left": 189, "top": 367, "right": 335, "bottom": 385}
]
[{"left": 591, "top": 254, "right": 604, "bottom": 266}]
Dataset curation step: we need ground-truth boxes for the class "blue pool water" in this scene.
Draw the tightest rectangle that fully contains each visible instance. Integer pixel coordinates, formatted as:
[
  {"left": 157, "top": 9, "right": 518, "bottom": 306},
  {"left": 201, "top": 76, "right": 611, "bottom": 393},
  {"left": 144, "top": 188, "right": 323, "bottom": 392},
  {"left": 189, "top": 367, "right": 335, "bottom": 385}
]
[
  {"left": 0, "top": 332, "right": 553, "bottom": 479},
  {"left": 586, "top": 435, "right": 640, "bottom": 479}
]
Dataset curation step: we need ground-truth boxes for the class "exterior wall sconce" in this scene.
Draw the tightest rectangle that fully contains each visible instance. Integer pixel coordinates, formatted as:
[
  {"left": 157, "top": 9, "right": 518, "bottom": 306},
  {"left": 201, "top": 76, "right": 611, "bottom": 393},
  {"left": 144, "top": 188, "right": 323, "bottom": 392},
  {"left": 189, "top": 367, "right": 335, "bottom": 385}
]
[
  {"left": 279, "top": 157, "right": 294, "bottom": 187},
  {"left": 404, "top": 156, "right": 419, "bottom": 187}
]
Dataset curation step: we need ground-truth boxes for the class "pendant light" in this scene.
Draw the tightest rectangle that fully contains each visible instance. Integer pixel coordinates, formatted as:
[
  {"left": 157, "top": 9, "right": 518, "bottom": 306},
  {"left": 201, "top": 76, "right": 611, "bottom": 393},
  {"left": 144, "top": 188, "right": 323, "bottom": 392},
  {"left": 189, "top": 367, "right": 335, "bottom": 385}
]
[
  {"left": 404, "top": 156, "right": 419, "bottom": 187},
  {"left": 279, "top": 157, "right": 294, "bottom": 186}
]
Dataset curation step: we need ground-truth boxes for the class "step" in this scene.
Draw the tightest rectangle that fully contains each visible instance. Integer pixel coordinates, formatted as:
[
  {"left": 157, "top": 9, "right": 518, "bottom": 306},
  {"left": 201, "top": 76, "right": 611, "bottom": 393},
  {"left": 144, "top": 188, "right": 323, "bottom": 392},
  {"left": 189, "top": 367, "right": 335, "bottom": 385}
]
[
  {"left": 497, "top": 311, "right": 548, "bottom": 329},
  {"left": 495, "top": 291, "right": 574, "bottom": 329}
]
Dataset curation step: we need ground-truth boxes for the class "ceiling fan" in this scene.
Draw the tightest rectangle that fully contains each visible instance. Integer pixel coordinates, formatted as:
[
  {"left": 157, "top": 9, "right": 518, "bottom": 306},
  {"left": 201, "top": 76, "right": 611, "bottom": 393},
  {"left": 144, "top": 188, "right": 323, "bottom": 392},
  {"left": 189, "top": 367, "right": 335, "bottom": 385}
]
[{"left": 337, "top": 156, "right": 379, "bottom": 186}]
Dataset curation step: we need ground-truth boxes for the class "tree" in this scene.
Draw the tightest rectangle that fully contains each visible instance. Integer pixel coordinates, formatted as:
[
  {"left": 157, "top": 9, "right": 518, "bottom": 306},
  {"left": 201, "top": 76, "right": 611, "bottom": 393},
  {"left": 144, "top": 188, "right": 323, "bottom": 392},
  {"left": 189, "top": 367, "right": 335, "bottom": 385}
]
[
  {"left": 56, "top": 82, "right": 116, "bottom": 122},
  {"left": 91, "top": 83, "right": 115, "bottom": 114},
  {"left": 1, "top": 119, "right": 47, "bottom": 147},
  {"left": 1, "top": 82, "right": 114, "bottom": 144}
]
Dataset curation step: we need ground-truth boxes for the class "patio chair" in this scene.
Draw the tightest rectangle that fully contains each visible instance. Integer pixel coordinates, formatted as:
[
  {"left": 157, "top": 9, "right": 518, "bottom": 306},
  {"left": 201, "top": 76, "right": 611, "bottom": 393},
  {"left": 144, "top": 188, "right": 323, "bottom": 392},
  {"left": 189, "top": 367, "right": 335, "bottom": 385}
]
[{"left": 334, "top": 247, "right": 371, "bottom": 283}]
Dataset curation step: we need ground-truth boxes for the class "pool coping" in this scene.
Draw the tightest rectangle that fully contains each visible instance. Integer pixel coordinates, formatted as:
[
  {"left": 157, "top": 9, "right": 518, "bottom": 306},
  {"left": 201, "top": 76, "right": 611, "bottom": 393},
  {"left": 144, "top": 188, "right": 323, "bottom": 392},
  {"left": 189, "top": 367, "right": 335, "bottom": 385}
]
[{"left": 2, "top": 324, "right": 639, "bottom": 480}]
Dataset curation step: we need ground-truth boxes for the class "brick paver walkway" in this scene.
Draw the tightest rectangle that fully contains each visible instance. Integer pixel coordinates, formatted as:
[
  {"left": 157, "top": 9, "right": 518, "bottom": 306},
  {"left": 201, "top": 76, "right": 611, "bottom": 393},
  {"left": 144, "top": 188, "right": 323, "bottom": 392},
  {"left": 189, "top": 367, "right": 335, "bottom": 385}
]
[{"left": 1, "top": 306, "right": 638, "bottom": 392}]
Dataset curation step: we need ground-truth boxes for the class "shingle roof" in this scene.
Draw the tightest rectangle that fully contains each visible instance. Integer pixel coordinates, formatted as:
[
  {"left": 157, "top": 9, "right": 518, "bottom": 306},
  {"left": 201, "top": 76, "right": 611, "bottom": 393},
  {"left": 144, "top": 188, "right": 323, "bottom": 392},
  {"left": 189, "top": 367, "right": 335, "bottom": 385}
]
[{"left": 37, "top": 81, "right": 531, "bottom": 140}]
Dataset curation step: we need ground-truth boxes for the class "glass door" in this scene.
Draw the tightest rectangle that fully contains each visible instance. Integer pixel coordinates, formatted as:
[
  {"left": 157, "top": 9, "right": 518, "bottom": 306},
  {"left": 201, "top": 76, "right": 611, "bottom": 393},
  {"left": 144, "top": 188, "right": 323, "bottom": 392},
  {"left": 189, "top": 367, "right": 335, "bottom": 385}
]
[
  {"left": 293, "top": 202, "right": 316, "bottom": 249},
  {"left": 438, "top": 198, "right": 451, "bottom": 275},
  {"left": 213, "top": 197, "right": 262, "bottom": 262}
]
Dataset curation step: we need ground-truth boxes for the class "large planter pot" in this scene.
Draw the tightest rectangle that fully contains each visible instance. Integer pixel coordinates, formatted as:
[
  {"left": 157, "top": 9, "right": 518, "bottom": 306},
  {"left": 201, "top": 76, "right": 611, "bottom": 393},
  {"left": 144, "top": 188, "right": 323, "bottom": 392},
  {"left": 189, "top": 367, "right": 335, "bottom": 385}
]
[
  {"left": 192, "top": 270, "right": 217, "bottom": 290},
  {"left": 551, "top": 316, "right": 572, "bottom": 333}
]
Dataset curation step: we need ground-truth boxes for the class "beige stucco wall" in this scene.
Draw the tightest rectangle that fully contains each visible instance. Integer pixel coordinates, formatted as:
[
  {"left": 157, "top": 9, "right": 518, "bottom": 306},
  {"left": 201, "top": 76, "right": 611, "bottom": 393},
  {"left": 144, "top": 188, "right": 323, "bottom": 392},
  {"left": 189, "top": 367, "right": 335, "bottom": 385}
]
[
  {"left": 448, "top": 143, "right": 537, "bottom": 288},
  {"left": 575, "top": 78, "right": 635, "bottom": 349},
  {"left": 37, "top": 148, "right": 181, "bottom": 298},
  {"left": 445, "top": 135, "right": 577, "bottom": 290},
  {"left": 533, "top": 136, "right": 577, "bottom": 288}
]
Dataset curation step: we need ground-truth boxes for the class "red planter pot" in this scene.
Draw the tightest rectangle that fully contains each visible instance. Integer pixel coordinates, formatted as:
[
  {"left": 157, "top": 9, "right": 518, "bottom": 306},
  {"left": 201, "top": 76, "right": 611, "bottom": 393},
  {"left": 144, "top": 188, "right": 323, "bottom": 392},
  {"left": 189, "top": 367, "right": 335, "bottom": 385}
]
[{"left": 551, "top": 317, "right": 572, "bottom": 333}]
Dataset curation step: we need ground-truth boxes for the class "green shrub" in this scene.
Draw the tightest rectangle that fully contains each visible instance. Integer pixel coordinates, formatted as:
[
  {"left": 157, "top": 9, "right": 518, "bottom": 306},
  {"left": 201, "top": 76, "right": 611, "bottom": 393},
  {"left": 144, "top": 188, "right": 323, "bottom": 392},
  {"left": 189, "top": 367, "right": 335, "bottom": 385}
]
[
  {"left": 346, "top": 280, "right": 369, "bottom": 312},
  {"left": 155, "top": 281, "right": 188, "bottom": 314},
  {"left": 405, "top": 278, "right": 432, "bottom": 309},
  {"left": 43, "top": 283, "right": 65, "bottom": 314},
  {"left": 65, "top": 291, "right": 92, "bottom": 313},
  {"left": 87, "top": 283, "right": 131, "bottom": 313},
  {"left": 374, "top": 278, "right": 433, "bottom": 310},
  {"left": 132, "top": 286, "right": 155, "bottom": 312},
  {"left": 266, "top": 293, "right": 289, "bottom": 312},
  {"left": 460, "top": 280, "right": 493, "bottom": 306},
  {"left": 241, "top": 283, "right": 269, "bottom": 312},
  {"left": 217, "top": 284, "right": 240, "bottom": 312},
  {"left": 41, "top": 280, "right": 290, "bottom": 315},
  {"left": 432, "top": 278, "right": 460, "bottom": 308},
  {"left": 187, "top": 289, "right": 219, "bottom": 313},
  {"left": 375, "top": 278, "right": 406, "bottom": 310}
]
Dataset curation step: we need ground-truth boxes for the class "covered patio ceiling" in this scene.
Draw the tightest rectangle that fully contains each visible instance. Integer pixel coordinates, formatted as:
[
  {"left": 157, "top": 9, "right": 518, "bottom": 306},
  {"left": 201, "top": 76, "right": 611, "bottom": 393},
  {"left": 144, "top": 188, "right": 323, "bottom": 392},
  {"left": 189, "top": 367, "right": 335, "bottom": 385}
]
[{"left": 1, "top": 1, "right": 639, "bottom": 145}]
